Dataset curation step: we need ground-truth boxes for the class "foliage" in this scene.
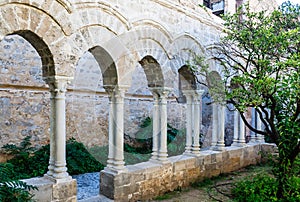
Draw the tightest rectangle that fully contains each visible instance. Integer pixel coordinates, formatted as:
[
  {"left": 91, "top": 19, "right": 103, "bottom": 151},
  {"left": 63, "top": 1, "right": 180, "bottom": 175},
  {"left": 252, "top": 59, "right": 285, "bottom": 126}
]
[
  {"left": 232, "top": 174, "right": 300, "bottom": 202},
  {"left": 89, "top": 117, "right": 187, "bottom": 165},
  {"left": 1, "top": 136, "right": 104, "bottom": 180},
  {"left": 190, "top": 1, "right": 300, "bottom": 199},
  {"left": 232, "top": 175, "right": 278, "bottom": 202},
  {"left": 65, "top": 138, "right": 104, "bottom": 174},
  {"left": 0, "top": 163, "right": 37, "bottom": 202}
]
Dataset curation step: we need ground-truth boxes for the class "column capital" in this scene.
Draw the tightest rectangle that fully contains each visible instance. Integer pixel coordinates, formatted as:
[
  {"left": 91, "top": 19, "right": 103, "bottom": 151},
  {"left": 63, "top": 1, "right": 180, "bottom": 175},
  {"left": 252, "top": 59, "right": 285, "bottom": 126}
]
[
  {"left": 150, "top": 87, "right": 172, "bottom": 97},
  {"left": 104, "top": 85, "right": 129, "bottom": 94},
  {"left": 104, "top": 85, "right": 129, "bottom": 101},
  {"left": 44, "top": 76, "right": 73, "bottom": 98},
  {"left": 43, "top": 76, "right": 73, "bottom": 85}
]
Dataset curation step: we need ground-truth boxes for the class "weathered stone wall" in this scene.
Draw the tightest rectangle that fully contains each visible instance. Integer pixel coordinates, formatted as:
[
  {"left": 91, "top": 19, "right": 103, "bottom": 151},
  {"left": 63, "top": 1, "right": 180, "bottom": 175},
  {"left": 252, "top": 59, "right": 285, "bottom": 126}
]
[
  {"left": 0, "top": 35, "right": 190, "bottom": 150},
  {"left": 100, "top": 143, "right": 276, "bottom": 201}
]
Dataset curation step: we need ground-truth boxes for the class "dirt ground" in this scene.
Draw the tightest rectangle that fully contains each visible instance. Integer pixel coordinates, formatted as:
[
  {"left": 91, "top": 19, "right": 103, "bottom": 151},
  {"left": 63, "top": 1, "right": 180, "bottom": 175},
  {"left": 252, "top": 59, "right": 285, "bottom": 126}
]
[{"left": 152, "top": 165, "right": 271, "bottom": 202}]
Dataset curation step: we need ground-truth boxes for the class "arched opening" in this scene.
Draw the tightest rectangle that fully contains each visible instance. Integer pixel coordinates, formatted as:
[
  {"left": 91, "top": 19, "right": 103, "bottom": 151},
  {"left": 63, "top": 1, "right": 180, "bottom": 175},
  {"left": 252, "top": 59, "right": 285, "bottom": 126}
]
[
  {"left": 178, "top": 65, "right": 197, "bottom": 103},
  {"left": 139, "top": 55, "right": 164, "bottom": 88},
  {"left": 0, "top": 31, "right": 53, "bottom": 163},
  {"left": 12, "top": 30, "right": 55, "bottom": 77},
  {"left": 68, "top": 45, "right": 118, "bottom": 152}
]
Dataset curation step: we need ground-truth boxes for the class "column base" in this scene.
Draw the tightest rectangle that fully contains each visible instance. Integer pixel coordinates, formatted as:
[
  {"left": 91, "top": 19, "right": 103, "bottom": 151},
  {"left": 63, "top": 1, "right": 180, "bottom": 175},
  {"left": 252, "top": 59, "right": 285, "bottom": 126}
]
[
  {"left": 104, "top": 166, "right": 127, "bottom": 174},
  {"left": 214, "top": 143, "right": 226, "bottom": 151},
  {"left": 44, "top": 174, "right": 72, "bottom": 183},
  {"left": 231, "top": 141, "right": 239, "bottom": 147},
  {"left": 191, "top": 149, "right": 201, "bottom": 155},
  {"left": 149, "top": 158, "right": 170, "bottom": 164},
  {"left": 237, "top": 142, "right": 247, "bottom": 147}
]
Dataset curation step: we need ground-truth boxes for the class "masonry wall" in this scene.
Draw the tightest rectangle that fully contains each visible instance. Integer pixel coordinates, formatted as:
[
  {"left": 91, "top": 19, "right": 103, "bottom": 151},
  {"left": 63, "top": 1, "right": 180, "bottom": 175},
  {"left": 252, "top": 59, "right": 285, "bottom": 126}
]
[{"left": 0, "top": 35, "right": 218, "bottom": 153}]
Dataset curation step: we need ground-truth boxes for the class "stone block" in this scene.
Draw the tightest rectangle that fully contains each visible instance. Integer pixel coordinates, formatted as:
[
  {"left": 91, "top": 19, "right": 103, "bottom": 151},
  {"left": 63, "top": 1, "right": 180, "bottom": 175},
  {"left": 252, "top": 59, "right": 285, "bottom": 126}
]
[
  {"left": 23, "top": 177, "right": 54, "bottom": 202},
  {"left": 173, "top": 159, "right": 186, "bottom": 172},
  {"left": 52, "top": 179, "right": 77, "bottom": 201}
]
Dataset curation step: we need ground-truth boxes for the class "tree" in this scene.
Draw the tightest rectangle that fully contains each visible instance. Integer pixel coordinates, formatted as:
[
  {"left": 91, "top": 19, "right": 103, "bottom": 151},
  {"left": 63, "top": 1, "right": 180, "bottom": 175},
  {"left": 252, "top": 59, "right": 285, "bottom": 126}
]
[{"left": 191, "top": 1, "right": 300, "bottom": 199}]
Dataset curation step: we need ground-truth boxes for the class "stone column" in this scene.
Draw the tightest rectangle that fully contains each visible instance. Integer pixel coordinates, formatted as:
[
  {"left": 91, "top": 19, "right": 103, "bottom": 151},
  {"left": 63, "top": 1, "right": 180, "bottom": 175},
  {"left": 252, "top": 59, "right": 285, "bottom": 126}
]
[
  {"left": 211, "top": 103, "right": 218, "bottom": 149},
  {"left": 45, "top": 76, "right": 72, "bottom": 180},
  {"left": 192, "top": 90, "right": 204, "bottom": 155},
  {"left": 159, "top": 89, "right": 169, "bottom": 161},
  {"left": 215, "top": 104, "right": 226, "bottom": 151},
  {"left": 256, "top": 111, "right": 265, "bottom": 143},
  {"left": 114, "top": 87, "right": 126, "bottom": 169},
  {"left": 151, "top": 93, "right": 160, "bottom": 161},
  {"left": 249, "top": 108, "right": 257, "bottom": 143},
  {"left": 150, "top": 87, "right": 170, "bottom": 163},
  {"left": 232, "top": 110, "right": 239, "bottom": 146},
  {"left": 238, "top": 113, "right": 246, "bottom": 146},
  {"left": 107, "top": 93, "right": 115, "bottom": 168},
  {"left": 105, "top": 86, "right": 127, "bottom": 172},
  {"left": 182, "top": 90, "right": 194, "bottom": 155}
]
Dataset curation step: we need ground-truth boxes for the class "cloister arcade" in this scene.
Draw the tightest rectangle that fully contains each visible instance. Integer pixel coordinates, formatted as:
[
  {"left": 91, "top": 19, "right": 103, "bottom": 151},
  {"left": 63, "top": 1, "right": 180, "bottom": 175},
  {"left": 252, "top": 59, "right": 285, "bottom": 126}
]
[{"left": 0, "top": 0, "right": 271, "bottom": 201}]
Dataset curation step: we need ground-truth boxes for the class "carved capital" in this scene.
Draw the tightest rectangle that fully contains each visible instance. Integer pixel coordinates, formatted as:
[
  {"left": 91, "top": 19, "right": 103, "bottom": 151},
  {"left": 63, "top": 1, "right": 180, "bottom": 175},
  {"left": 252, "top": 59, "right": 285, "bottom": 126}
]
[
  {"left": 44, "top": 76, "right": 73, "bottom": 99},
  {"left": 193, "top": 89, "right": 204, "bottom": 103},
  {"left": 104, "top": 85, "right": 128, "bottom": 102}
]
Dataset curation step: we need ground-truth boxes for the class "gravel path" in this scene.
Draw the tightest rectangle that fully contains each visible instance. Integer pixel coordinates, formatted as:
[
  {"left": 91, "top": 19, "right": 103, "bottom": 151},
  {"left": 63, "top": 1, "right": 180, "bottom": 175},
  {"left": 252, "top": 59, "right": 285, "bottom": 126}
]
[{"left": 73, "top": 172, "right": 111, "bottom": 201}]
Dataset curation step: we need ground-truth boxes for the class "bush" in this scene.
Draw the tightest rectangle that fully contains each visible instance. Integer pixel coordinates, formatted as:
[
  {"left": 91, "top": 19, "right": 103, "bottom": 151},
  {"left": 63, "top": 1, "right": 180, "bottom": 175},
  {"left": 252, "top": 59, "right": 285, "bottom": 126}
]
[
  {"left": 232, "top": 174, "right": 300, "bottom": 202},
  {"left": 0, "top": 163, "right": 37, "bottom": 202},
  {"left": 1, "top": 137, "right": 104, "bottom": 180}
]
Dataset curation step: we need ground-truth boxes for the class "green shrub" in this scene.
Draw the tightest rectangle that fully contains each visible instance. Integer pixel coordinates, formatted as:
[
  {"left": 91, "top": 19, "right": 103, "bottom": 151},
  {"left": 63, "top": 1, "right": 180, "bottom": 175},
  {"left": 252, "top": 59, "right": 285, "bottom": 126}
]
[
  {"left": 232, "top": 175, "right": 278, "bottom": 202},
  {"left": 232, "top": 174, "right": 300, "bottom": 202},
  {"left": 0, "top": 163, "right": 37, "bottom": 202},
  {"left": 2, "top": 137, "right": 104, "bottom": 180},
  {"left": 66, "top": 138, "right": 104, "bottom": 174}
]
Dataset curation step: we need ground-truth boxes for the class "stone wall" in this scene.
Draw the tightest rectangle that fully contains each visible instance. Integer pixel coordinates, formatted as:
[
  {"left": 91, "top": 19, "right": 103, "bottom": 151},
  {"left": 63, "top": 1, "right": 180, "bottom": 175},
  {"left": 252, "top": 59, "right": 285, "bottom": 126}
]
[
  {"left": 0, "top": 35, "right": 214, "bottom": 151},
  {"left": 100, "top": 143, "right": 276, "bottom": 201}
]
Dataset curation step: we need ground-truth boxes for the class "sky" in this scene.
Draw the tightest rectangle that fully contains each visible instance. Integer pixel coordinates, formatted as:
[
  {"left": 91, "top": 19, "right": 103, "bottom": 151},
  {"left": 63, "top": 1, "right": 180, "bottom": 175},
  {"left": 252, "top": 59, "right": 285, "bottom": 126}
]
[{"left": 276, "top": 0, "right": 300, "bottom": 5}]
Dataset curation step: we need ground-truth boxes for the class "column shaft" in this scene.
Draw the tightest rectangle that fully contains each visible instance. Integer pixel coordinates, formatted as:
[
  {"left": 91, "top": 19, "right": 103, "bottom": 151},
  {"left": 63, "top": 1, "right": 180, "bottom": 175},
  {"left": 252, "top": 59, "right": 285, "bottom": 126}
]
[
  {"left": 113, "top": 88, "right": 125, "bottom": 169},
  {"left": 215, "top": 104, "right": 225, "bottom": 151},
  {"left": 192, "top": 90, "right": 204, "bottom": 155},
  {"left": 158, "top": 91, "right": 168, "bottom": 161},
  {"left": 256, "top": 111, "right": 264, "bottom": 142},
  {"left": 45, "top": 76, "right": 72, "bottom": 180},
  {"left": 249, "top": 108, "right": 257, "bottom": 142},
  {"left": 232, "top": 110, "right": 239, "bottom": 146},
  {"left": 184, "top": 92, "right": 193, "bottom": 154},
  {"left": 211, "top": 103, "right": 218, "bottom": 149},
  {"left": 238, "top": 114, "right": 246, "bottom": 146},
  {"left": 107, "top": 96, "right": 115, "bottom": 168},
  {"left": 151, "top": 94, "right": 160, "bottom": 160}
]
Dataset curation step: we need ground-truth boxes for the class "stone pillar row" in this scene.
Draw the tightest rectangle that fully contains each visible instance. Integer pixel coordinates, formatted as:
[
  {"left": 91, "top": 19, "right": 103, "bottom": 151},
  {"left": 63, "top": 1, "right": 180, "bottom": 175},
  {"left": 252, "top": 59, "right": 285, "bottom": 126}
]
[
  {"left": 182, "top": 90, "right": 204, "bottom": 156},
  {"left": 150, "top": 87, "right": 170, "bottom": 163}
]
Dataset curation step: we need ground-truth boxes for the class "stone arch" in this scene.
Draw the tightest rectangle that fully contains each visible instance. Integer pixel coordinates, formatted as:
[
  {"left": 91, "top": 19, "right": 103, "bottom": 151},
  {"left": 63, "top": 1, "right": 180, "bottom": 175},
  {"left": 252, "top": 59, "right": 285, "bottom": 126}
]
[
  {"left": 178, "top": 65, "right": 197, "bottom": 90},
  {"left": 0, "top": 3, "right": 75, "bottom": 77},
  {"left": 89, "top": 46, "right": 117, "bottom": 86},
  {"left": 71, "top": 5, "right": 130, "bottom": 36},
  {"left": 123, "top": 24, "right": 174, "bottom": 88},
  {"left": 139, "top": 55, "right": 164, "bottom": 88},
  {"left": 68, "top": 24, "right": 135, "bottom": 87},
  {"left": 170, "top": 34, "right": 205, "bottom": 69},
  {"left": 9, "top": 30, "right": 55, "bottom": 77}
]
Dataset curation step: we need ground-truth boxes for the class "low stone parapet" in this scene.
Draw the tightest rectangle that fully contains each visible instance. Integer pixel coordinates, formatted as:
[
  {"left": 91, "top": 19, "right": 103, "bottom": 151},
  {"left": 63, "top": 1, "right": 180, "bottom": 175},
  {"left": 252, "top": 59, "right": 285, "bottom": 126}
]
[
  {"left": 23, "top": 177, "right": 77, "bottom": 202},
  {"left": 100, "top": 143, "right": 276, "bottom": 201}
]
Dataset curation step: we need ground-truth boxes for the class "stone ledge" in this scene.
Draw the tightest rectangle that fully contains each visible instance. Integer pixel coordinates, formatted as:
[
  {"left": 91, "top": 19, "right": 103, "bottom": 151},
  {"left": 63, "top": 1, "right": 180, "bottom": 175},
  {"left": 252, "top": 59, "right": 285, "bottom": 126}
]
[
  {"left": 23, "top": 177, "right": 77, "bottom": 202},
  {"left": 100, "top": 143, "right": 276, "bottom": 201}
]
